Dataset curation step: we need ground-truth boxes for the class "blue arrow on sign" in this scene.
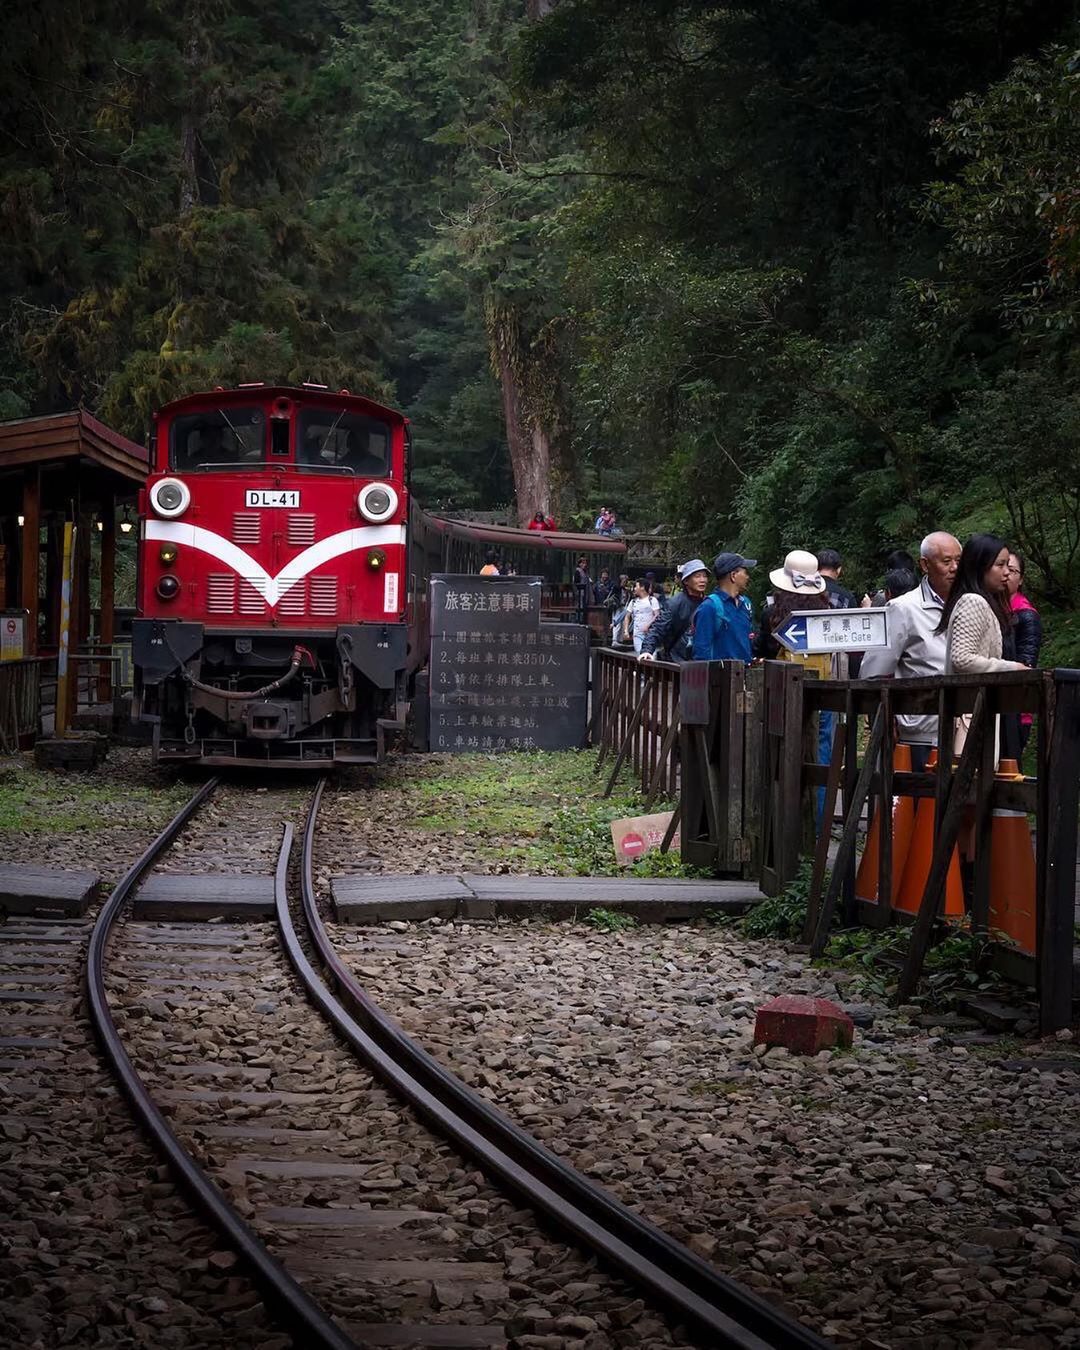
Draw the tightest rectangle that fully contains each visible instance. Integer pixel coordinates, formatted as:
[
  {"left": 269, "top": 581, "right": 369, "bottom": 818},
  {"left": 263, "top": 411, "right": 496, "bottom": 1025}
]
[{"left": 775, "top": 616, "right": 807, "bottom": 653}]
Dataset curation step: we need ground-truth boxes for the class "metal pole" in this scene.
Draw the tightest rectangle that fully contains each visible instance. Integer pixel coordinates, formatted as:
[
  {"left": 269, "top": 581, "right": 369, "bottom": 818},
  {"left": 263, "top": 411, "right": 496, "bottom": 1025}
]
[{"left": 55, "top": 521, "right": 74, "bottom": 737}]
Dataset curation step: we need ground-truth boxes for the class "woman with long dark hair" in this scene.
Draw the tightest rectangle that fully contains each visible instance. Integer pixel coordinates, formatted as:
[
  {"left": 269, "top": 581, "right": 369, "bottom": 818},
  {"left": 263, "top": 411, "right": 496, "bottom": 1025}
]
[{"left": 936, "top": 533, "right": 1027, "bottom": 677}]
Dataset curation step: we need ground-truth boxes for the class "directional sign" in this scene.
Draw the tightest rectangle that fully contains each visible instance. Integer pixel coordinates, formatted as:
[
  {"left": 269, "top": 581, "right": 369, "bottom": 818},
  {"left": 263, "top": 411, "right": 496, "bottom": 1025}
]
[{"left": 775, "top": 606, "right": 889, "bottom": 655}]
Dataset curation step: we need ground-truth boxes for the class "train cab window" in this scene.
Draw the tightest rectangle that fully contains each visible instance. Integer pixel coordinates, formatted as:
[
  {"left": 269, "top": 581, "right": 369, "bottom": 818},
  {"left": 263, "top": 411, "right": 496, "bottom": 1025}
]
[
  {"left": 171, "top": 408, "right": 265, "bottom": 471},
  {"left": 271, "top": 420, "right": 290, "bottom": 456},
  {"left": 296, "top": 411, "right": 390, "bottom": 476}
]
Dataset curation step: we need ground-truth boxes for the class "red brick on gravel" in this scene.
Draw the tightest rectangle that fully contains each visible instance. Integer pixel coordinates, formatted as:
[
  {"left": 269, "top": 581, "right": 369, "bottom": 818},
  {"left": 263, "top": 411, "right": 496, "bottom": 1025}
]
[{"left": 753, "top": 994, "right": 854, "bottom": 1055}]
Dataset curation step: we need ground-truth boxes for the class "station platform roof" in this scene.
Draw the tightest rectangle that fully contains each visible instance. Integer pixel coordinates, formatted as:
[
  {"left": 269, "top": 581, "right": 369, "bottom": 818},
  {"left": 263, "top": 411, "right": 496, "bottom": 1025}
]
[{"left": 0, "top": 409, "right": 147, "bottom": 481}]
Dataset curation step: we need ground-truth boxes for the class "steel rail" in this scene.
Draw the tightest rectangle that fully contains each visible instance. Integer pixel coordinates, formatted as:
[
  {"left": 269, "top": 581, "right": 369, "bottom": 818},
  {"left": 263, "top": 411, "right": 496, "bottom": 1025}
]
[
  {"left": 84, "top": 784, "right": 357, "bottom": 1350},
  {"left": 296, "top": 779, "right": 832, "bottom": 1350}
]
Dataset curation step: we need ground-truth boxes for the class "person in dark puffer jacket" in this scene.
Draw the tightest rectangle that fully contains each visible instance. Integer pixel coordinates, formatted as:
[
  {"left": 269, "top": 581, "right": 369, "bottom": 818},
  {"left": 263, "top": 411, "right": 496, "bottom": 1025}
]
[
  {"left": 638, "top": 559, "right": 710, "bottom": 663},
  {"left": 1006, "top": 548, "right": 1043, "bottom": 753}
]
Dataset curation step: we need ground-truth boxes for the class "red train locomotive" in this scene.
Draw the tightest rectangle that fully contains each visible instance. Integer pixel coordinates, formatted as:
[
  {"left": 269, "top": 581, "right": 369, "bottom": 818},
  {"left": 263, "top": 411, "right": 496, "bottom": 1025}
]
[
  {"left": 133, "top": 384, "right": 419, "bottom": 765},
  {"left": 132, "top": 383, "right": 626, "bottom": 767}
]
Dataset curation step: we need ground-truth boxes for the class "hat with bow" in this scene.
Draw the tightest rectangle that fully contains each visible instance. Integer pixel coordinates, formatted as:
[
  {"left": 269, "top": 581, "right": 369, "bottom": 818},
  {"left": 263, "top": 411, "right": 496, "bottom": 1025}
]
[{"left": 769, "top": 549, "right": 826, "bottom": 594}]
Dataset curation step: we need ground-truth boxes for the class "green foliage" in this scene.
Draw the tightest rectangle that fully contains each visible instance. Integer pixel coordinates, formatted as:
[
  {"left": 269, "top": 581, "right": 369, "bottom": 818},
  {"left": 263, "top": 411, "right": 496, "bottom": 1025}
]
[
  {"left": 0, "top": 0, "right": 391, "bottom": 434},
  {"left": 918, "top": 40, "right": 1080, "bottom": 337},
  {"left": 822, "top": 923, "right": 1012, "bottom": 1005},
  {"left": 328, "top": 0, "right": 526, "bottom": 506},
  {"left": 583, "top": 907, "right": 638, "bottom": 933},
  {"left": 515, "top": 1, "right": 1080, "bottom": 617},
  {"left": 740, "top": 862, "right": 814, "bottom": 940},
  {"left": 820, "top": 927, "right": 909, "bottom": 1000},
  {"left": 5, "top": 0, "right": 1080, "bottom": 591}
]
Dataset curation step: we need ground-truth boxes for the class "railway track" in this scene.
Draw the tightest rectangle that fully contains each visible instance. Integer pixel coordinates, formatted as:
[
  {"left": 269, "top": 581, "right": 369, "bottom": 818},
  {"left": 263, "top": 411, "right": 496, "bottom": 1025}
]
[{"left": 68, "top": 777, "right": 833, "bottom": 1350}]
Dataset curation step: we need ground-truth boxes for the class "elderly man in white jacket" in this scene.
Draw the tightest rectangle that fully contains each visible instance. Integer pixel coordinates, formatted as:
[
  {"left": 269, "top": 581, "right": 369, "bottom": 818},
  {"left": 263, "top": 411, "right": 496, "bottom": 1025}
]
[{"left": 858, "top": 531, "right": 961, "bottom": 770}]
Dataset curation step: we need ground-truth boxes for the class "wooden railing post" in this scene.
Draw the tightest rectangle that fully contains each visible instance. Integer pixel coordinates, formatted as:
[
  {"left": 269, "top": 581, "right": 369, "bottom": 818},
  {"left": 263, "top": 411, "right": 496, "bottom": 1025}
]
[
  {"left": 1040, "top": 670, "right": 1080, "bottom": 1033},
  {"left": 810, "top": 706, "right": 884, "bottom": 955},
  {"left": 896, "top": 691, "right": 987, "bottom": 1002},
  {"left": 589, "top": 647, "right": 604, "bottom": 746}
]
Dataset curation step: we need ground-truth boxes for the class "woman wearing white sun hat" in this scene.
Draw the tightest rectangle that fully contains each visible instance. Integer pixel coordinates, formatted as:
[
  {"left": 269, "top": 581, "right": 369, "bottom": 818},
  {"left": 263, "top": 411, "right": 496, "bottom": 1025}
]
[
  {"left": 760, "top": 550, "right": 847, "bottom": 827},
  {"left": 759, "top": 550, "right": 831, "bottom": 666}
]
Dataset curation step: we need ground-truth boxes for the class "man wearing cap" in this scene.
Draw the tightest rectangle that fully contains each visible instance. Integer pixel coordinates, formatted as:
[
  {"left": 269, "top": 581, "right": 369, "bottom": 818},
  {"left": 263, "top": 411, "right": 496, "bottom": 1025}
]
[
  {"left": 692, "top": 553, "right": 757, "bottom": 662},
  {"left": 639, "top": 559, "right": 710, "bottom": 663}
]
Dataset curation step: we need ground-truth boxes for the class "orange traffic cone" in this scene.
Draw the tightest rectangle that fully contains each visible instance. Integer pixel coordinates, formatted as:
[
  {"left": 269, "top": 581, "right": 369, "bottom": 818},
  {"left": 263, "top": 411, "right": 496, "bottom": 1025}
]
[
  {"left": 894, "top": 751, "right": 965, "bottom": 918},
  {"left": 856, "top": 743, "right": 916, "bottom": 906},
  {"left": 988, "top": 760, "right": 1037, "bottom": 954}
]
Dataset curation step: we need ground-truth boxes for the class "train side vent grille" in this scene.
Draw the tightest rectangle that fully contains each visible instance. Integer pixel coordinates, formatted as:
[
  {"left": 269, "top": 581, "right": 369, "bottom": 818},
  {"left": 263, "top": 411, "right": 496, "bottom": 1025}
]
[
  {"left": 239, "top": 578, "right": 266, "bottom": 616},
  {"left": 232, "top": 513, "right": 261, "bottom": 545},
  {"left": 309, "top": 576, "right": 338, "bottom": 615},
  {"left": 287, "top": 514, "right": 317, "bottom": 546},
  {"left": 278, "top": 579, "right": 307, "bottom": 616},
  {"left": 207, "top": 574, "right": 236, "bottom": 614}
]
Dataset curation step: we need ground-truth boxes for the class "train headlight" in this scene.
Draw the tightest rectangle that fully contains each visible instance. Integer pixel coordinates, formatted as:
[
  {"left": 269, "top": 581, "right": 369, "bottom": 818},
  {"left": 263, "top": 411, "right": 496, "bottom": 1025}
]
[
  {"left": 156, "top": 575, "right": 181, "bottom": 600},
  {"left": 357, "top": 482, "right": 398, "bottom": 523},
  {"left": 150, "top": 478, "right": 190, "bottom": 518},
  {"left": 159, "top": 544, "right": 178, "bottom": 565},
  {"left": 367, "top": 548, "right": 386, "bottom": 570}
]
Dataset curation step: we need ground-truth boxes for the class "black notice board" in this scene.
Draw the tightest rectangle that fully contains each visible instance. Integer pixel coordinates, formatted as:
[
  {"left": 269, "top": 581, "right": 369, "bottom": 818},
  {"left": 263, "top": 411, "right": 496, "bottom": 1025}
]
[{"left": 429, "top": 575, "right": 589, "bottom": 752}]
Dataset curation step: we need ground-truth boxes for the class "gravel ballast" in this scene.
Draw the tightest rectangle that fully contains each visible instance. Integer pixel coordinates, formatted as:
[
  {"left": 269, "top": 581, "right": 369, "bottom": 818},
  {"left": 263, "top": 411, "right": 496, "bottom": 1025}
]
[
  {"left": 5, "top": 746, "right": 1079, "bottom": 1348},
  {"left": 330, "top": 916, "right": 1080, "bottom": 1350}
]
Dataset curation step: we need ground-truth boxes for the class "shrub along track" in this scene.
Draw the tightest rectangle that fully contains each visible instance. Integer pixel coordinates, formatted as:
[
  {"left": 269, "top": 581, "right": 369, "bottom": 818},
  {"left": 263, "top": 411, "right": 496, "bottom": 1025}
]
[{"left": 81, "top": 776, "right": 830, "bottom": 1350}]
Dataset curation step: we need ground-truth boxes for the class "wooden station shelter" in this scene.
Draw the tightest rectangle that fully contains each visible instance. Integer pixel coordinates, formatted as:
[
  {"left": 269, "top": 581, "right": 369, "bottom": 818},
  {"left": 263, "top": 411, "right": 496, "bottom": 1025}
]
[{"left": 0, "top": 409, "right": 147, "bottom": 658}]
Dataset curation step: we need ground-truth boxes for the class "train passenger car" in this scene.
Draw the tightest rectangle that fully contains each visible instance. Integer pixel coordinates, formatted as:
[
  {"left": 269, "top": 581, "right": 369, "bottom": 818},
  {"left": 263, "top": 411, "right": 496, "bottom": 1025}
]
[
  {"left": 132, "top": 382, "right": 626, "bottom": 767},
  {"left": 133, "top": 383, "right": 416, "bottom": 765}
]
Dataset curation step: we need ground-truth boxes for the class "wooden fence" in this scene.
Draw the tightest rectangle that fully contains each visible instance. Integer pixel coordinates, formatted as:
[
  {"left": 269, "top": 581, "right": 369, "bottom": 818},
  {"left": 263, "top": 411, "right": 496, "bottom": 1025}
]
[
  {"left": 590, "top": 651, "right": 763, "bottom": 875},
  {"left": 0, "top": 658, "right": 43, "bottom": 752},
  {"left": 591, "top": 648, "right": 681, "bottom": 808},
  {"left": 590, "top": 649, "right": 1080, "bottom": 1031}
]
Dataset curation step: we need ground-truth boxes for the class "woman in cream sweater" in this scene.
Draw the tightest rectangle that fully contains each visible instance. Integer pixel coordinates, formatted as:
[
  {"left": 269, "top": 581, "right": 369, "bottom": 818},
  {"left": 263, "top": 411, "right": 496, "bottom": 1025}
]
[
  {"left": 936, "top": 533, "right": 1027, "bottom": 878},
  {"left": 937, "top": 533, "right": 1027, "bottom": 678}
]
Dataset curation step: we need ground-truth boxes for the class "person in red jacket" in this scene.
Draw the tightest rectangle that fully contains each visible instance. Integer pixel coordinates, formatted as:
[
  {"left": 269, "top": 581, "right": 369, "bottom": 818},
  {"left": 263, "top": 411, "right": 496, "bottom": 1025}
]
[{"left": 527, "top": 510, "right": 557, "bottom": 531}]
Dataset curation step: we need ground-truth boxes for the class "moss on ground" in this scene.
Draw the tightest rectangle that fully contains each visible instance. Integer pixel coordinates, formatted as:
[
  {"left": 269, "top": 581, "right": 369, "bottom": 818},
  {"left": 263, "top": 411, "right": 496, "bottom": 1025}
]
[{"left": 0, "top": 756, "right": 189, "bottom": 834}]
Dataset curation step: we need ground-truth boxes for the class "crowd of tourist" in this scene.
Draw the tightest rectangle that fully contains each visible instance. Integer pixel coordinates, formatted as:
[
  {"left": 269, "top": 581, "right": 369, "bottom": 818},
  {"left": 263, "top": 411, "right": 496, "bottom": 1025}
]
[
  {"left": 490, "top": 519, "right": 1045, "bottom": 724},
  {"left": 592, "top": 533, "right": 1043, "bottom": 692}
]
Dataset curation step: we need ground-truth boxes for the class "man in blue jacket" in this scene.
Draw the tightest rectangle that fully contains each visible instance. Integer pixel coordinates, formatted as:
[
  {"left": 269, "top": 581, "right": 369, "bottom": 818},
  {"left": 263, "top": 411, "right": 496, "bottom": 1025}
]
[{"left": 692, "top": 552, "right": 757, "bottom": 662}]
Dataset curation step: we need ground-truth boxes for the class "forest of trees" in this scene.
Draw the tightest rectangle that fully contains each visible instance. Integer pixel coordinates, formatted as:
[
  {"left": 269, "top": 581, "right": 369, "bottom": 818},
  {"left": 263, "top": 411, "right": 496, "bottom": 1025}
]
[{"left": 3, "top": 1, "right": 1080, "bottom": 654}]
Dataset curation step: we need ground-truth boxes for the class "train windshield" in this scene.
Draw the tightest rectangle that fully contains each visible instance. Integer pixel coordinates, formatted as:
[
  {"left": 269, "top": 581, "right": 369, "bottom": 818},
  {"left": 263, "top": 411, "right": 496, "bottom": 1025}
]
[
  {"left": 170, "top": 408, "right": 265, "bottom": 471},
  {"left": 296, "top": 410, "right": 391, "bottom": 476}
]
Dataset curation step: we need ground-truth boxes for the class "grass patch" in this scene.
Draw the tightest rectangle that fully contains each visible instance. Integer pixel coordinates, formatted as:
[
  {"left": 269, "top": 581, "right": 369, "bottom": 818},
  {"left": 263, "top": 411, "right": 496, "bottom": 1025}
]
[
  {"left": 963, "top": 1115, "right": 1006, "bottom": 1134},
  {"left": 793, "top": 1094, "right": 836, "bottom": 1113},
  {"left": 688, "top": 1078, "right": 748, "bottom": 1096},
  {"left": 351, "top": 749, "right": 707, "bottom": 879},
  {"left": 0, "top": 758, "right": 189, "bottom": 833},
  {"left": 583, "top": 906, "right": 638, "bottom": 933}
]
